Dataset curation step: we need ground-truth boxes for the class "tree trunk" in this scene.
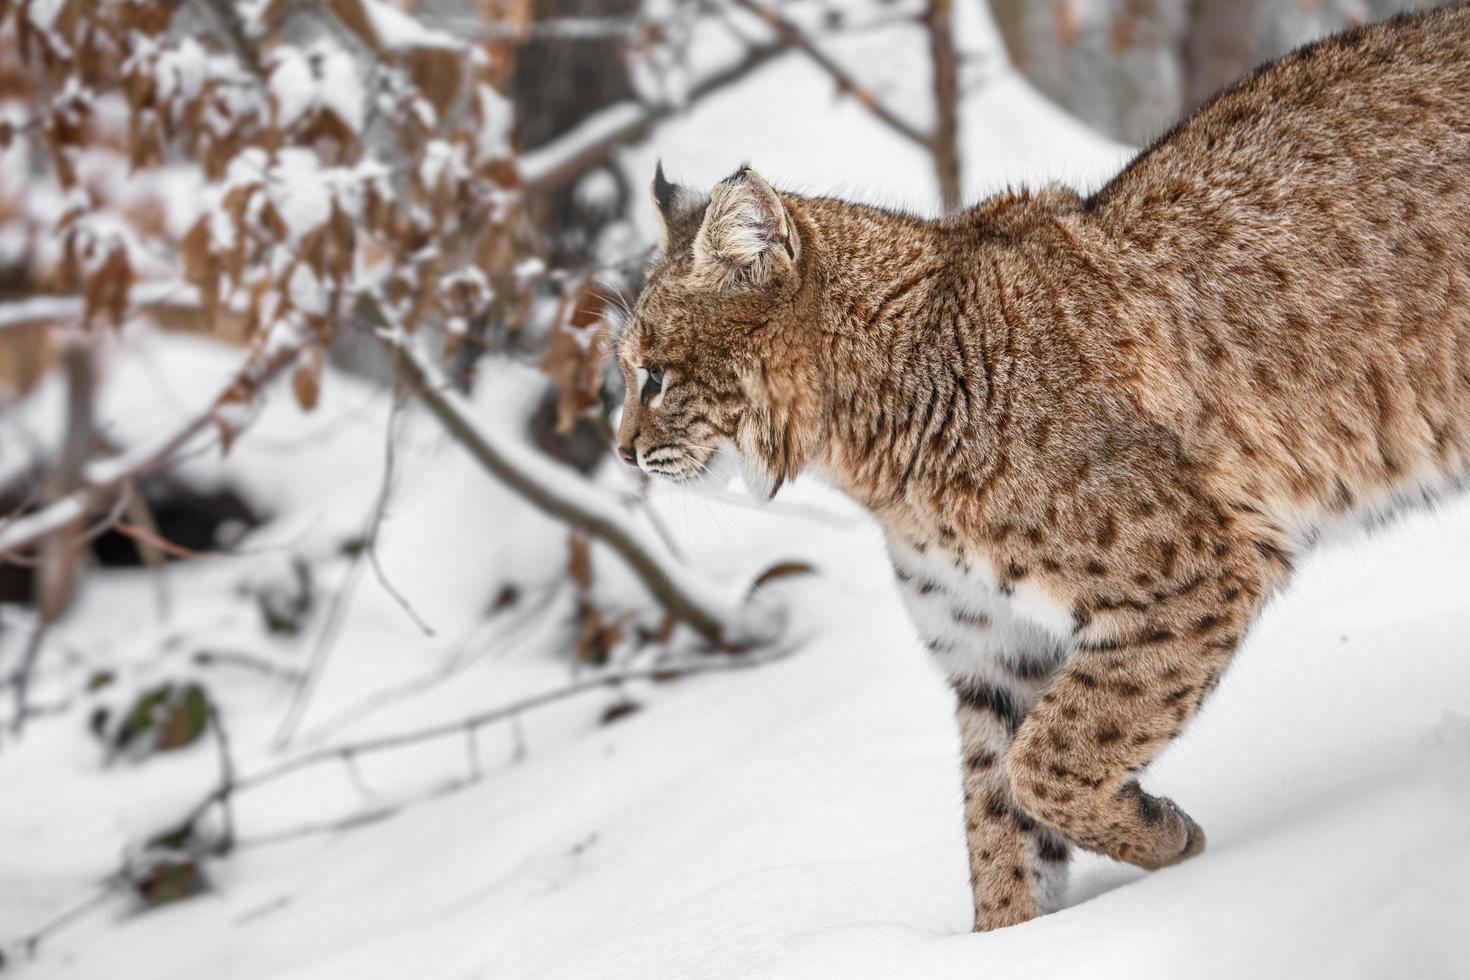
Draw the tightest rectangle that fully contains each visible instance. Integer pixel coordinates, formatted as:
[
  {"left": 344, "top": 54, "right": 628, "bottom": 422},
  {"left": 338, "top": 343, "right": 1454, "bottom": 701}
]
[{"left": 1178, "top": 0, "right": 1256, "bottom": 115}]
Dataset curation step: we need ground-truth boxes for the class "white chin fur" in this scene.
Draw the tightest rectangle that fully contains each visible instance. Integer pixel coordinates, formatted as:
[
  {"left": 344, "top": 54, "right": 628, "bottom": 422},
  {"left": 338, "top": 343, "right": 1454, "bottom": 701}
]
[
  {"left": 731, "top": 441, "right": 782, "bottom": 501},
  {"left": 693, "top": 442, "right": 744, "bottom": 492}
]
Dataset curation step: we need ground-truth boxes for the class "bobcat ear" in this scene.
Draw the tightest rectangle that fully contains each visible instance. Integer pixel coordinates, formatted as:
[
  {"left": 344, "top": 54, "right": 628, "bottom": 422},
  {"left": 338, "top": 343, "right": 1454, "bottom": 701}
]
[
  {"left": 651, "top": 160, "right": 708, "bottom": 256},
  {"left": 691, "top": 166, "right": 799, "bottom": 291}
]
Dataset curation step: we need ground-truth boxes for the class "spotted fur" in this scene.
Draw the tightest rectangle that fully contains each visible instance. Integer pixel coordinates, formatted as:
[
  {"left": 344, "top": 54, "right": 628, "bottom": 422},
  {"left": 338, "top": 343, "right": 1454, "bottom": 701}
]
[{"left": 616, "top": 7, "right": 1470, "bottom": 930}]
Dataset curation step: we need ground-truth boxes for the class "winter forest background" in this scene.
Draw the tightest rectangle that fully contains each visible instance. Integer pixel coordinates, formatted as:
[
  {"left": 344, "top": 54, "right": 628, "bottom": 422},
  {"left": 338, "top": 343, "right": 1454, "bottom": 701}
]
[{"left": 2, "top": 1, "right": 1467, "bottom": 977}]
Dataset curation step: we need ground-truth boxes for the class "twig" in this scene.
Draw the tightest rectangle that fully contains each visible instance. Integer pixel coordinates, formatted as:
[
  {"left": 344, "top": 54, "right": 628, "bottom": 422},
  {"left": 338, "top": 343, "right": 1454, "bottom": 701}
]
[
  {"left": 242, "top": 645, "right": 795, "bottom": 794},
  {"left": 364, "top": 386, "right": 436, "bottom": 636},
  {"left": 272, "top": 384, "right": 430, "bottom": 747},
  {"left": 11, "top": 876, "right": 126, "bottom": 964},
  {"left": 11, "top": 337, "right": 96, "bottom": 735},
  {"left": 120, "top": 480, "right": 172, "bottom": 620},
  {"left": 8, "top": 619, "right": 50, "bottom": 735},
  {"left": 149, "top": 644, "right": 796, "bottom": 883},
  {"left": 0, "top": 280, "right": 200, "bottom": 336},
  {"left": 234, "top": 778, "right": 469, "bottom": 849},
  {"left": 207, "top": 703, "right": 237, "bottom": 853},
  {"left": 113, "top": 520, "right": 207, "bottom": 561},
  {"left": 195, "top": 0, "right": 264, "bottom": 76},
  {"left": 191, "top": 649, "right": 305, "bottom": 682},
  {"left": 271, "top": 534, "right": 368, "bottom": 747},
  {"left": 298, "top": 581, "right": 565, "bottom": 743}
]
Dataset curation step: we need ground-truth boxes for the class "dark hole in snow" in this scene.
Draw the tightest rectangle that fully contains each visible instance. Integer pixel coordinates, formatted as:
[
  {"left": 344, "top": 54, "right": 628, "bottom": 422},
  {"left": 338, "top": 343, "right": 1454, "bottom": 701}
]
[
  {"left": 92, "top": 480, "right": 260, "bottom": 566},
  {"left": 0, "top": 474, "right": 263, "bottom": 604}
]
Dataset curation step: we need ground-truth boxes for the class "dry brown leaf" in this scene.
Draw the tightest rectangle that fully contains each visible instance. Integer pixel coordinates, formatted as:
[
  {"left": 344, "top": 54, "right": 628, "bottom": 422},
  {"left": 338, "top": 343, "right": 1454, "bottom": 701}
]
[
  {"left": 292, "top": 344, "right": 324, "bottom": 411},
  {"left": 405, "top": 47, "right": 462, "bottom": 120},
  {"left": 540, "top": 280, "right": 612, "bottom": 434},
  {"left": 748, "top": 560, "right": 818, "bottom": 595},
  {"left": 328, "top": 0, "right": 386, "bottom": 53},
  {"left": 1053, "top": 0, "right": 1080, "bottom": 49},
  {"left": 568, "top": 531, "right": 592, "bottom": 591}
]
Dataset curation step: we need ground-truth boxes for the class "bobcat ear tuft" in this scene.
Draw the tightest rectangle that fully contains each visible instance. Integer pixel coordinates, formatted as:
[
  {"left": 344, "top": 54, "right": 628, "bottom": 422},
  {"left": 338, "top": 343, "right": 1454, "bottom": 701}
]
[
  {"left": 651, "top": 161, "right": 708, "bottom": 256},
  {"left": 653, "top": 160, "right": 675, "bottom": 213},
  {"left": 691, "top": 167, "right": 799, "bottom": 291}
]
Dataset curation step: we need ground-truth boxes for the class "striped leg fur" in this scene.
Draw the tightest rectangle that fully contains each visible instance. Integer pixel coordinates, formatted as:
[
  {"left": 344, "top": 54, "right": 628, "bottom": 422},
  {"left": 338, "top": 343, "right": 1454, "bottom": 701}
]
[{"left": 953, "top": 669, "right": 1070, "bottom": 930}]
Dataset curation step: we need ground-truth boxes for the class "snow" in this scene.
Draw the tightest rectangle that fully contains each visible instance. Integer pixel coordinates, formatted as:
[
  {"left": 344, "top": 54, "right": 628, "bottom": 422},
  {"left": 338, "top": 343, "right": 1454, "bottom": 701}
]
[
  {"left": 474, "top": 84, "right": 515, "bottom": 160},
  {"left": 4, "top": 3, "right": 1468, "bottom": 978},
  {"left": 268, "top": 41, "right": 365, "bottom": 137},
  {"left": 360, "top": 0, "right": 462, "bottom": 52},
  {"left": 7, "top": 393, "right": 1469, "bottom": 975}
]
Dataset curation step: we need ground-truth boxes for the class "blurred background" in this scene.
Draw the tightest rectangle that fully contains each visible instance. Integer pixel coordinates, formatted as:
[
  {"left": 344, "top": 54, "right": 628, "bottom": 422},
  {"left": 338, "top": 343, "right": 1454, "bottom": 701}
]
[{"left": 2, "top": 1, "right": 1465, "bottom": 978}]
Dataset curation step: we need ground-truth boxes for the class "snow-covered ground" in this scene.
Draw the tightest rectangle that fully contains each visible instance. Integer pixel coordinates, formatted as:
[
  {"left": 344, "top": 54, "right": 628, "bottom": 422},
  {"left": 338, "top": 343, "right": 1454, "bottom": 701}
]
[{"left": 4, "top": 3, "right": 1469, "bottom": 978}]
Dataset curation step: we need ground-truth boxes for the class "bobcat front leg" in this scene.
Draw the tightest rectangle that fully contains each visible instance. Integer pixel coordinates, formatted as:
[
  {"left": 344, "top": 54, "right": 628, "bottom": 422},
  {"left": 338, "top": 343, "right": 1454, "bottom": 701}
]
[
  {"left": 955, "top": 673, "right": 1072, "bottom": 930},
  {"left": 1007, "top": 551, "right": 1269, "bottom": 871}
]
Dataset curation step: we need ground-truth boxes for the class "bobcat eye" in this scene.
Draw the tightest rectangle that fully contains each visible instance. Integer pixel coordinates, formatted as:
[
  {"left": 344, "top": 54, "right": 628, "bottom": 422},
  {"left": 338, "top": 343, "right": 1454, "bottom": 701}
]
[{"left": 641, "top": 365, "right": 665, "bottom": 404}]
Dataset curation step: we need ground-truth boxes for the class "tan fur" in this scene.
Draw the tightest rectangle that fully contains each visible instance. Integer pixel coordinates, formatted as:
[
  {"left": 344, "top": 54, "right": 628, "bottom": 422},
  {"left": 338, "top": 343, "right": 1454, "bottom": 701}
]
[{"left": 617, "top": 7, "right": 1470, "bottom": 930}]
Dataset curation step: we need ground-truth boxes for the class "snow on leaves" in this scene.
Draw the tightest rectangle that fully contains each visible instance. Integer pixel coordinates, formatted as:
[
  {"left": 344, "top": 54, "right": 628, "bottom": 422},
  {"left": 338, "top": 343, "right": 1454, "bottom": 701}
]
[{"left": 540, "top": 275, "right": 614, "bottom": 435}]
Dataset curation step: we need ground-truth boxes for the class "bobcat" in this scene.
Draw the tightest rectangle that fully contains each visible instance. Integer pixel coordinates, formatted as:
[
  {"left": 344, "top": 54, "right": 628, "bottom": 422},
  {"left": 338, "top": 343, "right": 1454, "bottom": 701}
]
[{"left": 614, "top": 6, "right": 1470, "bottom": 930}]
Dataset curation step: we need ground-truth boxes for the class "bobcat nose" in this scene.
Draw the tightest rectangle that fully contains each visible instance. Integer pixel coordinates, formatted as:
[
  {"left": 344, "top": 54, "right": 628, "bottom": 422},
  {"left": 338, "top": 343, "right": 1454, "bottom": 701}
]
[{"left": 618, "top": 443, "right": 638, "bottom": 466}]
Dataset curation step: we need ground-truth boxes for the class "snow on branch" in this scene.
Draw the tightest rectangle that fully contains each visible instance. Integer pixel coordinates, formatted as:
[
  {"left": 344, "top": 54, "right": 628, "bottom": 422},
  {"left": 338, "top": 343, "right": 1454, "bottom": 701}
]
[{"left": 0, "top": 282, "right": 203, "bottom": 335}]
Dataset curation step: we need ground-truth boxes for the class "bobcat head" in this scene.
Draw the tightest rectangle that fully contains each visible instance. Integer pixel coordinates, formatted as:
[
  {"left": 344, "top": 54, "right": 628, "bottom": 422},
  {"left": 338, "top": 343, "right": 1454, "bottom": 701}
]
[{"left": 614, "top": 164, "right": 827, "bottom": 499}]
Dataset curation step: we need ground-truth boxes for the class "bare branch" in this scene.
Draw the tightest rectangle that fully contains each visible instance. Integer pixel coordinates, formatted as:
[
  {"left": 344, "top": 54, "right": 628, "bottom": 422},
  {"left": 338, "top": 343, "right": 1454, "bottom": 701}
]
[
  {"left": 299, "top": 581, "right": 564, "bottom": 743},
  {"left": 206, "top": 703, "right": 238, "bottom": 854}
]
